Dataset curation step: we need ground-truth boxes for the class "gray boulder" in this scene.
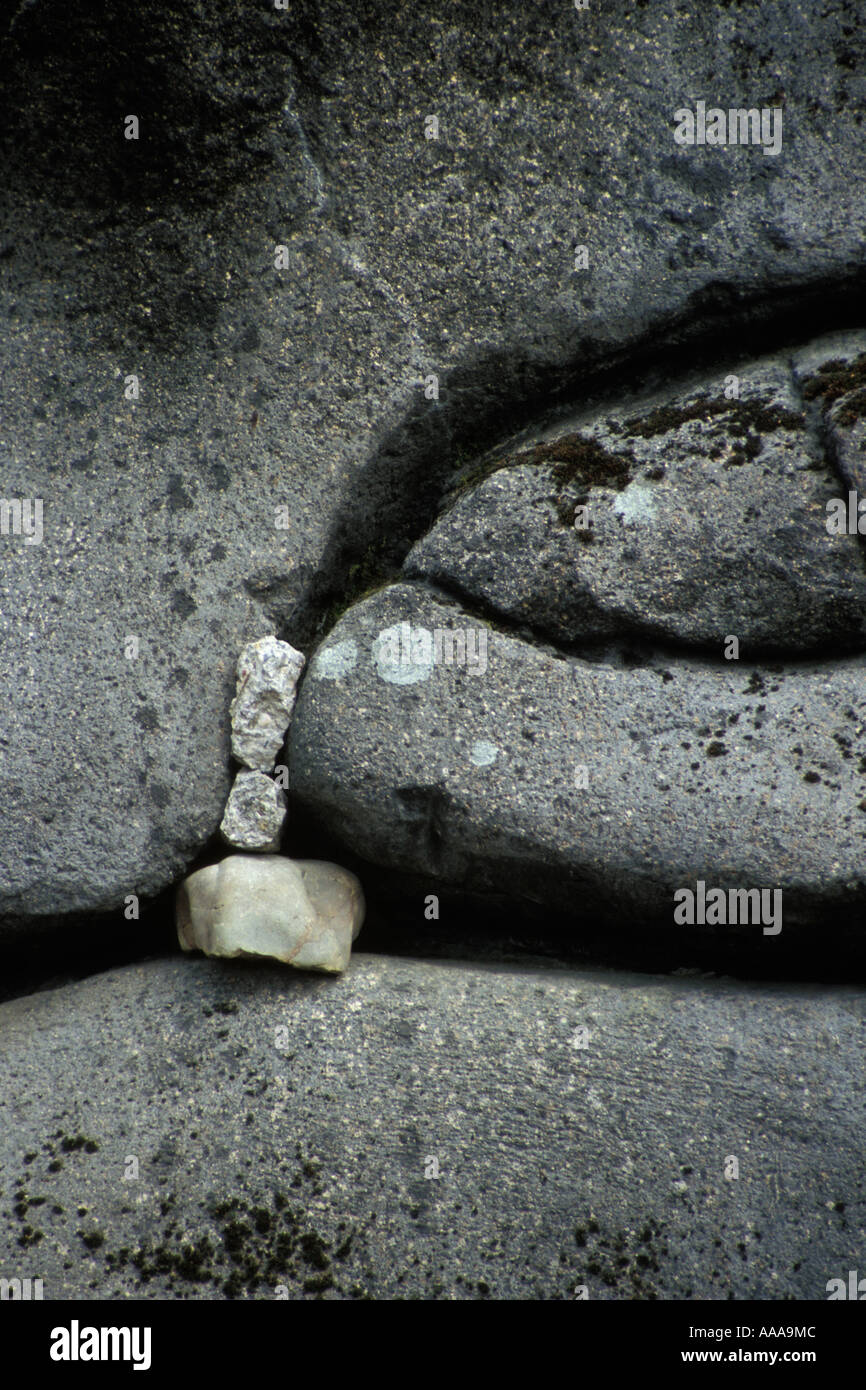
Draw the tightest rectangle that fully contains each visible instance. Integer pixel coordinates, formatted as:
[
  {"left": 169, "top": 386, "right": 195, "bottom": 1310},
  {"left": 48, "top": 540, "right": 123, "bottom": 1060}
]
[
  {"left": 0, "top": 955, "right": 863, "bottom": 1299},
  {"left": 2, "top": 0, "right": 866, "bottom": 936},
  {"left": 289, "top": 583, "right": 866, "bottom": 943},
  {"left": 405, "top": 336, "right": 866, "bottom": 656}
]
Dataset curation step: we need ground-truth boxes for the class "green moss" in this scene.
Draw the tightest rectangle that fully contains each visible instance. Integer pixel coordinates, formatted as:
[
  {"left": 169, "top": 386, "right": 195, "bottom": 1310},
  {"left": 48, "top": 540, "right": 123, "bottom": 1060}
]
[
  {"left": 449, "top": 430, "right": 634, "bottom": 505},
  {"left": 622, "top": 395, "right": 803, "bottom": 442},
  {"left": 79, "top": 1229, "right": 105, "bottom": 1251},
  {"left": 300, "top": 1231, "right": 330, "bottom": 1271},
  {"left": 59, "top": 1133, "right": 100, "bottom": 1154},
  {"left": 544, "top": 435, "right": 632, "bottom": 491},
  {"left": 836, "top": 387, "right": 866, "bottom": 427},
  {"left": 223, "top": 1219, "right": 253, "bottom": 1257},
  {"left": 175, "top": 1236, "right": 217, "bottom": 1282},
  {"left": 303, "top": 1272, "right": 334, "bottom": 1293},
  {"left": 573, "top": 1217, "right": 668, "bottom": 1299},
  {"left": 252, "top": 1206, "right": 272, "bottom": 1235},
  {"left": 802, "top": 352, "right": 866, "bottom": 421},
  {"left": 102, "top": 1168, "right": 357, "bottom": 1299}
]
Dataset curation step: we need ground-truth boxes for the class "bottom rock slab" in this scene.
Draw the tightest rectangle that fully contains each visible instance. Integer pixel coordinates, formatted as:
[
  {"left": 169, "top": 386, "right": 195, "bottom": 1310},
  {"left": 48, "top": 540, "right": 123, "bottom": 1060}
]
[{"left": 0, "top": 956, "right": 862, "bottom": 1300}]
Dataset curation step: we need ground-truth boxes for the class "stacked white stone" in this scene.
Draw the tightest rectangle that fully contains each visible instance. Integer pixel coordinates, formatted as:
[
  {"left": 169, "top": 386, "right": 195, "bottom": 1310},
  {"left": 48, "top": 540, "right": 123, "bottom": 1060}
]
[
  {"left": 178, "top": 635, "right": 366, "bottom": 973},
  {"left": 220, "top": 635, "right": 304, "bottom": 851}
]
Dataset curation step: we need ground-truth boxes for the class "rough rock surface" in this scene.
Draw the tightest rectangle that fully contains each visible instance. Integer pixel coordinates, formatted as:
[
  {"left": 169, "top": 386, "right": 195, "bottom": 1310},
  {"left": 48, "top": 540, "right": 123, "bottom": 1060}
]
[
  {"left": 792, "top": 334, "right": 866, "bottom": 495},
  {"left": 229, "top": 637, "right": 306, "bottom": 772},
  {"left": 220, "top": 771, "right": 287, "bottom": 853},
  {"left": 405, "top": 334, "right": 866, "bottom": 655},
  {"left": 1, "top": 0, "right": 865, "bottom": 934},
  {"left": 289, "top": 583, "right": 866, "bottom": 945},
  {"left": 0, "top": 955, "right": 863, "bottom": 1299},
  {"left": 177, "top": 855, "right": 364, "bottom": 973}
]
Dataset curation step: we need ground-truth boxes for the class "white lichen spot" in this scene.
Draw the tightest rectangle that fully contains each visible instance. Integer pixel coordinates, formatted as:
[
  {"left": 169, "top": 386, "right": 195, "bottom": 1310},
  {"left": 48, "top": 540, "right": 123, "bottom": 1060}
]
[
  {"left": 372, "top": 622, "right": 435, "bottom": 685},
  {"left": 612, "top": 481, "right": 658, "bottom": 524},
  {"left": 470, "top": 739, "right": 499, "bottom": 768},
  {"left": 312, "top": 639, "right": 358, "bottom": 680}
]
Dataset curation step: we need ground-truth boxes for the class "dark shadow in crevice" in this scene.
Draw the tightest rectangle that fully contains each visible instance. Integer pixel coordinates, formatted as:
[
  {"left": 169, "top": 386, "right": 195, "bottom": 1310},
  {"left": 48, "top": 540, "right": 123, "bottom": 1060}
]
[
  {"left": 402, "top": 573, "right": 866, "bottom": 667},
  {"left": 3, "top": 760, "right": 865, "bottom": 1005},
  {"left": 2, "top": 870, "right": 864, "bottom": 1011},
  {"left": 283, "top": 806, "right": 866, "bottom": 986},
  {"left": 0, "top": 886, "right": 178, "bottom": 1007}
]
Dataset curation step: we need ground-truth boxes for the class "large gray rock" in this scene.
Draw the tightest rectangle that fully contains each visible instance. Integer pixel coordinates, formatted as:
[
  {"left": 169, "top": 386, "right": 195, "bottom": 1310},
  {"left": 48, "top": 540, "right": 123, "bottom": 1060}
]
[
  {"left": 1, "top": 0, "right": 865, "bottom": 936},
  {"left": 405, "top": 335, "right": 866, "bottom": 655},
  {"left": 0, "top": 955, "right": 863, "bottom": 1299},
  {"left": 289, "top": 583, "right": 866, "bottom": 944}
]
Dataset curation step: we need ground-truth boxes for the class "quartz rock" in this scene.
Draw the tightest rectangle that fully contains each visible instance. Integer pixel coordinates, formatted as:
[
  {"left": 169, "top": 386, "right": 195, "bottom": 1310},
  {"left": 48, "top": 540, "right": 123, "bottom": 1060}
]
[{"left": 176, "top": 854, "right": 364, "bottom": 974}]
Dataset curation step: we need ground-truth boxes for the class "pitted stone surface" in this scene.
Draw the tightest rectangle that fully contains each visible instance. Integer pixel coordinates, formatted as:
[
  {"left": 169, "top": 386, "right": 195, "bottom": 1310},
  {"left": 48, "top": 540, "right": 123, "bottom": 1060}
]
[
  {"left": 229, "top": 637, "right": 306, "bottom": 772},
  {"left": 0, "top": 955, "right": 863, "bottom": 1299},
  {"left": 290, "top": 583, "right": 866, "bottom": 942},
  {"left": 405, "top": 336, "right": 866, "bottom": 656}
]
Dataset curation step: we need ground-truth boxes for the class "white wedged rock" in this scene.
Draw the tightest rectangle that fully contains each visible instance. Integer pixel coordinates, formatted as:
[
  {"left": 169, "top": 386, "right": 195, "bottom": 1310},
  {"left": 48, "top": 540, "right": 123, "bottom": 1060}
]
[
  {"left": 220, "top": 770, "right": 287, "bottom": 852},
  {"left": 176, "top": 854, "right": 364, "bottom": 974},
  {"left": 230, "top": 636, "right": 306, "bottom": 771}
]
